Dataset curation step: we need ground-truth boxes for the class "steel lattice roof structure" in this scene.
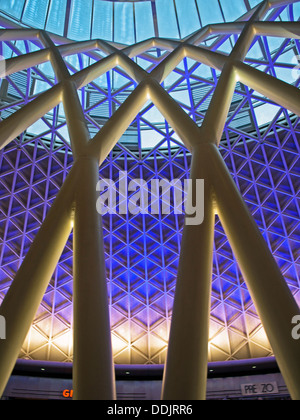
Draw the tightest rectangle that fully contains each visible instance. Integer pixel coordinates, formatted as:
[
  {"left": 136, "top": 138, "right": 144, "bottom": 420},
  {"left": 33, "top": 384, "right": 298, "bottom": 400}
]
[{"left": 0, "top": 0, "right": 299, "bottom": 400}]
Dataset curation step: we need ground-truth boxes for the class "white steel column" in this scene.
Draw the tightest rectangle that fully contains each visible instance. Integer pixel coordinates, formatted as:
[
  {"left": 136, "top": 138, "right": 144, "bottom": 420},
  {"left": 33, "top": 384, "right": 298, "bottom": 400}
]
[
  {"left": 211, "top": 146, "right": 300, "bottom": 401},
  {"left": 162, "top": 144, "right": 216, "bottom": 400},
  {"left": 73, "top": 157, "right": 116, "bottom": 400}
]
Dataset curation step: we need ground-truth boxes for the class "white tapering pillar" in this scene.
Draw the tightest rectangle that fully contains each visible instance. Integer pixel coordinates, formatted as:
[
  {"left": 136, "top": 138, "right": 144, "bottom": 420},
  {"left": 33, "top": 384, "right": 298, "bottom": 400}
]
[
  {"left": 162, "top": 144, "right": 216, "bottom": 400},
  {"left": 72, "top": 157, "right": 116, "bottom": 400}
]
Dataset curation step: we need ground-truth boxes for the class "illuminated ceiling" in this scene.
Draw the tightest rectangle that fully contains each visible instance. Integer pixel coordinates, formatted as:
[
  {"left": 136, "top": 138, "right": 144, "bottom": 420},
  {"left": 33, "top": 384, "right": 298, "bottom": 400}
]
[{"left": 0, "top": 0, "right": 299, "bottom": 366}]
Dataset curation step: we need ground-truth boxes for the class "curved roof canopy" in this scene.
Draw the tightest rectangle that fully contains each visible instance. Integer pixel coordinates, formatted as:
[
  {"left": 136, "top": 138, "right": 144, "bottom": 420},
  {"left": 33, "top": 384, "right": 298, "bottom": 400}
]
[
  {"left": 0, "top": 0, "right": 299, "bottom": 152},
  {"left": 0, "top": 0, "right": 262, "bottom": 42}
]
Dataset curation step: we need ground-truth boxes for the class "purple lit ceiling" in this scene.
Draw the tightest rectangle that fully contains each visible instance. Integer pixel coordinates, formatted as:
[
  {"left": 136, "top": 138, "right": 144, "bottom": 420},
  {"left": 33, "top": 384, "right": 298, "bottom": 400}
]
[{"left": 0, "top": 0, "right": 299, "bottom": 364}]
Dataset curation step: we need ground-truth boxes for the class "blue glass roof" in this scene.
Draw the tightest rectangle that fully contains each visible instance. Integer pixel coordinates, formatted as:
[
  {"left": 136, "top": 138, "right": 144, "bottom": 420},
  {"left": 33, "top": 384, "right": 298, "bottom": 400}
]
[
  {"left": 0, "top": 0, "right": 299, "bottom": 152},
  {"left": 0, "top": 0, "right": 258, "bottom": 43}
]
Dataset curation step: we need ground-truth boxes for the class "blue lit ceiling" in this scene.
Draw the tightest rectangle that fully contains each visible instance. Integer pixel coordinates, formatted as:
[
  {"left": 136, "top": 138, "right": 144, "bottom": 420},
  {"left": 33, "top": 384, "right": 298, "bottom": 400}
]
[{"left": 0, "top": 0, "right": 299, "bottom": 364}]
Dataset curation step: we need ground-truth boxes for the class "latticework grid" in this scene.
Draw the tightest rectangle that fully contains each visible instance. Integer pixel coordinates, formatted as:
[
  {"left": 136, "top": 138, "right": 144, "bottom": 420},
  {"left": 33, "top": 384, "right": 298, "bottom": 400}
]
[{"left": 0, "top": 0, "right": 300, "bottom": 400}]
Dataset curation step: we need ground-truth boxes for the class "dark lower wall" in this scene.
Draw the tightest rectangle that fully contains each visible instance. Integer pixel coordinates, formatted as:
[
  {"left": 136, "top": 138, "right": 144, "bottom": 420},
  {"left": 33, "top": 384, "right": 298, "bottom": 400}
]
[{"left": 2, "top": 372, "right": 289, "bottom": 400}]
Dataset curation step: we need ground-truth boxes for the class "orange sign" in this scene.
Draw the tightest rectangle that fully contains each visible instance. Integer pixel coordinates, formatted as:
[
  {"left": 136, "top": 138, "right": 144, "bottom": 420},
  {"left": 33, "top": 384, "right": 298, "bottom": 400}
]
[{"left": 63, "top": 389, "right": 73, "bottom": 398}]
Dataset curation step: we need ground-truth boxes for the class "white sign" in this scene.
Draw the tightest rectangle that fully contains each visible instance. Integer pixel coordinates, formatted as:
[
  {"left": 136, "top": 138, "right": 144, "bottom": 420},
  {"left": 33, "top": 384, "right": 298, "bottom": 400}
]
[{"left": 241, "top": 382, "right": 278, "bottom": 396}]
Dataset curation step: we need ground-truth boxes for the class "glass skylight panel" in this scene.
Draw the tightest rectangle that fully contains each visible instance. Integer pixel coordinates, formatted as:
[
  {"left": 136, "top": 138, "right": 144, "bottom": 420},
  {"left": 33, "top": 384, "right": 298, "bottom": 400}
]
[
  {"left": 156, "top": 0, "right": 179, "bottom": 39},
  {"left": 114, "top": 2, "right": 135, "bottom": 45},
  {"left": 135, "top": 1, "right": 155, "bottom": 42},
  {"left": 22, "top": 0, "right": 50, "bottom": 29},
  {"left": 196, "top": 0, "right": 224, "bottom": 26},
  {"left": 68, "top": 0, "right": 93, "bottom": 41},
  {"left": 2, "top": 42, "right": 13, "bottom": 59},
  {"left": 15, "top": 40, "right": 27, "bottom": 55},
  {"left": 293, "top": 2, "right": 300, "bottom": 20},
  {"left": 141, "top": 129, "right": 165, "bottom": 149},
  {"left": 175, "top": 0, "right": 200, "bottom": 38},
  {"left": 219, "top": 0, "right": 248, "bottom": 21},
  {"left": 46, "top": 0, "right": 67, "bottom": 36},
  {"left": 0, "top": 0, "right": 26, "bottom": 19},
  {"left": 246, "top": 38, "right": 264, "bottom": 59},
  {"left": 92, "top": 0, "right": 113, "bottom": 42},
  {"left": 254, "top": 102, "right": 280, "bottom": 127},
  {"left": 248, "top": 0, "right": 263, "bottom": 7},
  {"left": 277, "top": 8, "right": 289, "bottom": 21},
  {"left": 37, "top": 61, "right": 55, "bottom": 79},
  {"left": 170, "top": 89, "right": 191, "bottom": 107}
]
